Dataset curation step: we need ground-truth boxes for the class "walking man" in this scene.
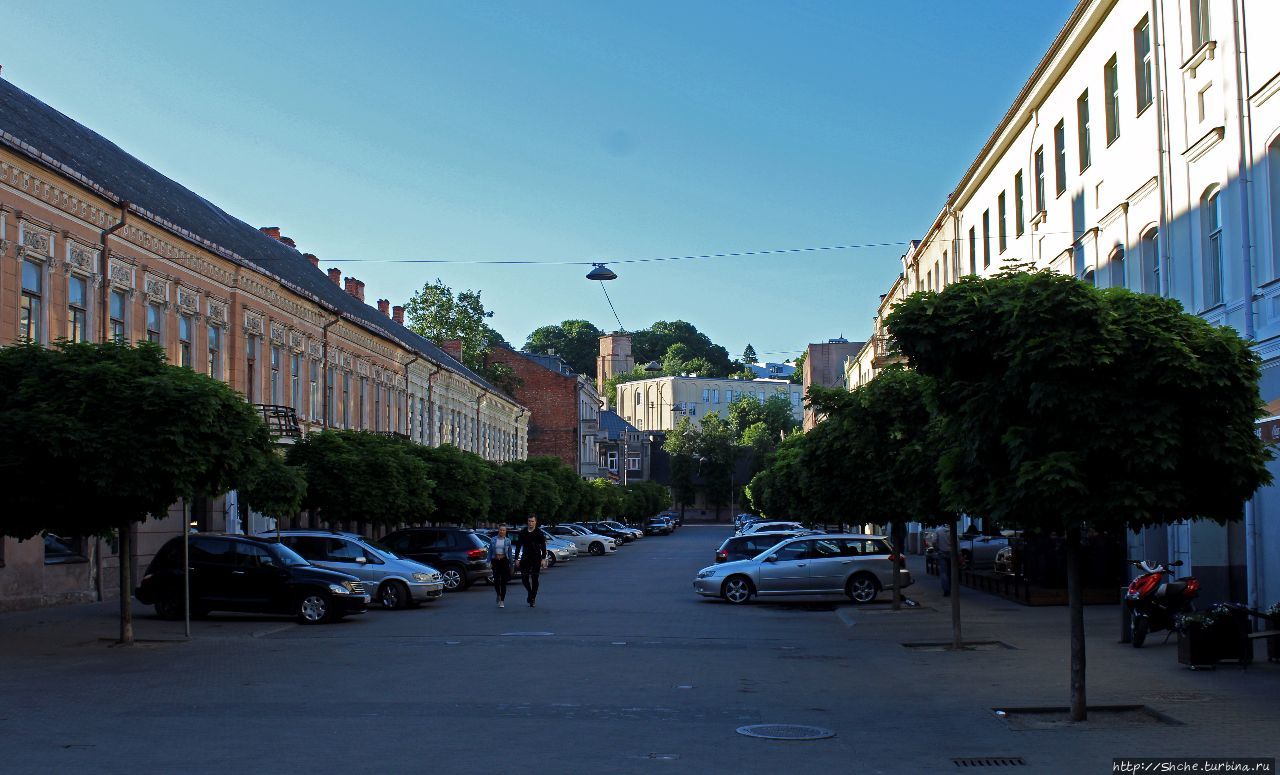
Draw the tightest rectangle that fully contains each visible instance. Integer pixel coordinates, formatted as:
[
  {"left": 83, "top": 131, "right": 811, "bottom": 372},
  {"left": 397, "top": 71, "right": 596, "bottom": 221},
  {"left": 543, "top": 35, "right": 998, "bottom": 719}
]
[
  {"left": 488, "top": 525, "right": 513, "bottom": 608},
  {"left": 514, "top": 516, "right": 547, "bottom": 607}
]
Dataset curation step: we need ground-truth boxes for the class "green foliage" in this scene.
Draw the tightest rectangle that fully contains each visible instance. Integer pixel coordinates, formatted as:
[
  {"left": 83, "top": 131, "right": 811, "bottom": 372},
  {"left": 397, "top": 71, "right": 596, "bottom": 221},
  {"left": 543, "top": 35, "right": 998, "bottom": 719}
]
[
  {"left": 742, "top": 344, "right": 758, "bottom": 364},
  {"left": 727, "top": 393, "right": 797, "bottom": 453},
  {"left": 405, "top": 443, "right": 491, "bottom": 525},
  {"left": 789, "top": 351, "right": 806, "bottom": 383},
  {"left": 403, "top": 278, "right": 505, "bottom": 370},
  {"left": 746, "top": 433, "right": 809, "bottom": 520},
  {"left": 524, "top": 320, "right": 604, "bottom": 377},
  {"left": 885, "top": 270, "right": 1271, "bottom": 533},
  {"left": 240, "top": 451, "right": 307, "bottom": 522},
  {"left": 487, "top": 461, "right": 531, "bottom": 524},
  {"left": 631, "top": 320, "right": 733, "bottom": 377},
  {"left": 0, "top": 341, "right": 273, "bottom": 540},
  {"left": 287, "top": 431, "right": 435, "bottom": 528}
]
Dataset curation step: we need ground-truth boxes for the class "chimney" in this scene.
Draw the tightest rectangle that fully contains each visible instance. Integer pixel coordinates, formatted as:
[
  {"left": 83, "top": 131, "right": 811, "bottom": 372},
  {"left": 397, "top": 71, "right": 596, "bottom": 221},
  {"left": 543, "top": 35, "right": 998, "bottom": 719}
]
[
  {"left": 343, "top": 277, "right": 366, "bottom": 302},
  {"left": 259, "top": 226, "right": 281, "bottom": 240},
  {"left": 280, "top": 236, "right": 297, "bottom": 248},
  {"left": 355, "top": 279, "right": 365, "bottom": 302},
  {"left": 377, "top": 299, "right": 390, "bottom": 317},
  {"left": 304, "top": 253, "right": 319, "bottom": 269},
  {"left": 392, "top": 305, "right": 404, "bottom": 325},
  {"left": 327, "top": 267, "right": 342, "bottom": 285},
  {"left": 440, "top": 339, "right": 463, "bottom": 361}
]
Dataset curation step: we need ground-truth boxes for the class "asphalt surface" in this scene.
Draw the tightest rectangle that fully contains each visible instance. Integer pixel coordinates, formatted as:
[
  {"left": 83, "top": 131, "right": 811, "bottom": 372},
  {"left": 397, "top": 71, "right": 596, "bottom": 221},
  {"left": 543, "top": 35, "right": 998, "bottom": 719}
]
[{"left": 1, "top": 525, "right": 1277, "bottom": 774}]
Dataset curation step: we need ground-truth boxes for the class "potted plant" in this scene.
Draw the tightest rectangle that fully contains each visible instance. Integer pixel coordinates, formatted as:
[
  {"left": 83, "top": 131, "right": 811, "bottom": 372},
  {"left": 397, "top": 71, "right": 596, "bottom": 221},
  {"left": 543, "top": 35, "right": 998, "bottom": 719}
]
[
  {"left": 1175, "top": 612, "right": 1217, "bottom": 668},
  {"left": 1176, "top": 604, "right": 1253, "bottom": 668}
]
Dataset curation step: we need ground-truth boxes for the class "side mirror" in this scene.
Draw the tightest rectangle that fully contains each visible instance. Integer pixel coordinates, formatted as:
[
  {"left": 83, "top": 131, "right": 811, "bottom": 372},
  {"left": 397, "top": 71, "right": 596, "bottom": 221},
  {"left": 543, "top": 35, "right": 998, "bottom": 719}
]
[
  {"left": 355, "top": 556, "right": 367, "bottom": 565},
  {"left": 1170, "top": 560, "right": 1183, "bottom": 567},
  {"left": 765, "top": 554, "right": 779, "bottom": 563}
]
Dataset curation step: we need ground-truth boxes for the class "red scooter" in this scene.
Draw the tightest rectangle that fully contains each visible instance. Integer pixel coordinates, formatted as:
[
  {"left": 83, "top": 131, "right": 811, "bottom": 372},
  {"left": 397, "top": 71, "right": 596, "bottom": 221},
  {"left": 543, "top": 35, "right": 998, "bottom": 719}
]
[{"left": 1125, "top": 559, "right": 1199, "bottom": 647}]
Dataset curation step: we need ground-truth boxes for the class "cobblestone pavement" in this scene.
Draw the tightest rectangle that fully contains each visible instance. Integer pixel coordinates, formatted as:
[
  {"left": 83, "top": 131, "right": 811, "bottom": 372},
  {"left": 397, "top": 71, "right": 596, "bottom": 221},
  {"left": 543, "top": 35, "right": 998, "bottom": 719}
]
[{"left": 1, "top": 526, "right": 1276, "bottom": 774}]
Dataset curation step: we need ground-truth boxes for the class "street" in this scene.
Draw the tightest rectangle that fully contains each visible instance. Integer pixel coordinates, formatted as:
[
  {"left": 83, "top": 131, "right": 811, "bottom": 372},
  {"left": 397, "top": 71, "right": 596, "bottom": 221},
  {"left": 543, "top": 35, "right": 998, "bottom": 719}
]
[{"left": 1, "top": 526, "right": 1277, "bottom": 774}]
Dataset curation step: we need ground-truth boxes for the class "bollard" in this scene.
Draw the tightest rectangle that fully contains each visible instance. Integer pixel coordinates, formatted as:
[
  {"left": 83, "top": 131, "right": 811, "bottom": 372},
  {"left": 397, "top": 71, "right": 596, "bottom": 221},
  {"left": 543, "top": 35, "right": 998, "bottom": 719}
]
[{"left": 1119, "top": 587, "right": 1132, "bottom": 643}]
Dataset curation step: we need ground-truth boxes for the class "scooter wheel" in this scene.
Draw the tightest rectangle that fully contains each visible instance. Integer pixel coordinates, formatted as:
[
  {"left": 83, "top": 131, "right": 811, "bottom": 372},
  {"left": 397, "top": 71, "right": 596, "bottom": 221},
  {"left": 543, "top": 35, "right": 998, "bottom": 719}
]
[{"left": 1131, "top": 615, "right": 1149, "bottom": 648}]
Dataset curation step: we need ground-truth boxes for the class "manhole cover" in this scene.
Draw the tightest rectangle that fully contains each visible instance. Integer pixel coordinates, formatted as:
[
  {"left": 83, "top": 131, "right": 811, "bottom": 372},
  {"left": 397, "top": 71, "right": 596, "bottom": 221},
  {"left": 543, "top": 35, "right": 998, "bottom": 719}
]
[
  {"left": 736, "top": 724, "right": 835, "bottom": 741},
  {"left": 501, "top": 631, "right": 554, "bottom": 637}
]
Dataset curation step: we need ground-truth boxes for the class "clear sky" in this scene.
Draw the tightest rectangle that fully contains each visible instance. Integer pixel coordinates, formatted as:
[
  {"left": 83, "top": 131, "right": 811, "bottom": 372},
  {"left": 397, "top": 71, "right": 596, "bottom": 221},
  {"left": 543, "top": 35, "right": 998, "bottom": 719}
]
[{"left": 2, "top": 1, "right": 1075, "bottom": 362}]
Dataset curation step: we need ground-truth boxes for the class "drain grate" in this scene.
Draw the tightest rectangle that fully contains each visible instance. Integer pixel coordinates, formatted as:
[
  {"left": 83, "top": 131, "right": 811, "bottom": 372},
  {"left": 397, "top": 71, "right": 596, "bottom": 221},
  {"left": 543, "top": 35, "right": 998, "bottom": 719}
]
[
  {"left": 953, "top": 757, "right": 1026, "bottom": 768},
  {"left": 736, "top": 724, "right": 835, "bottom": 741}
]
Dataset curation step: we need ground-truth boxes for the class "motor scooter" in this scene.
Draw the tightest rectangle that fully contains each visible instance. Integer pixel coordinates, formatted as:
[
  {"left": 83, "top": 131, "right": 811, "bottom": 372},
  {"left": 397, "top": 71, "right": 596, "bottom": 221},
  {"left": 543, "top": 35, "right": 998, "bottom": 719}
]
[{"left": 1125, "top": 559, "right": 1199, "bottom": 647}]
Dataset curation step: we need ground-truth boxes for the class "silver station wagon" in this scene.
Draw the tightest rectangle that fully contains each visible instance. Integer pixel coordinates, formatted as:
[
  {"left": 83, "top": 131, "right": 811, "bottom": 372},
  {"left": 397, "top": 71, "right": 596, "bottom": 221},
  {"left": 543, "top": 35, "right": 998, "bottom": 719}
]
[{"left": 694, "top": 534, "right": 912, "bottom": 604}]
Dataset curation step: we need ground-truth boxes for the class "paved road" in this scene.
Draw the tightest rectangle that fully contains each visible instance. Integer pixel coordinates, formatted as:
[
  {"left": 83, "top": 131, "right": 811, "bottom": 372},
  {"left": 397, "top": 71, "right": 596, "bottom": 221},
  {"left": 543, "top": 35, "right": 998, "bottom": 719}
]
[{"left": 2, "top": 525, "right": 1277, "bottom": 774}]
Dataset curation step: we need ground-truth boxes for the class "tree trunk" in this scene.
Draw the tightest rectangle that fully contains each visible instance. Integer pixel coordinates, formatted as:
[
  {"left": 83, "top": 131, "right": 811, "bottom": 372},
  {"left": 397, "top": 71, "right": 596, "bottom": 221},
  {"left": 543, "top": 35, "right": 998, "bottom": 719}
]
[
  {"left": 890, "top": 520, "right": 905, "bottom": 611},
  {"left": 118, "top": 522, "right": 134, "bottom": 646},
  {"left": 1066, "top": 524, "right": 1087, "bottom": 722},
  {"left": 950, "top": 519, "right": 962, "bottom": 650}
]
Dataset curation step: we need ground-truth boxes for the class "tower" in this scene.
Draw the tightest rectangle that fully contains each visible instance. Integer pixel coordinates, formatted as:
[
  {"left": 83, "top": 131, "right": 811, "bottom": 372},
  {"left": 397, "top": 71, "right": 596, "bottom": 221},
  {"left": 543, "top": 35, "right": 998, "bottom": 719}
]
[{"left": 596, "top": 332, "right": 634, "bottom": 407}]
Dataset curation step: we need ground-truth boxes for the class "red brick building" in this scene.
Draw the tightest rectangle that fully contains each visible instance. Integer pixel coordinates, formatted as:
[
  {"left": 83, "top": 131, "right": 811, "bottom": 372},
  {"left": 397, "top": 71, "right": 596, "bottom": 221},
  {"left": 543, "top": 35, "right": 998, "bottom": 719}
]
[{"left": 485, "top": 346, "right": 601, "bottom": 477}]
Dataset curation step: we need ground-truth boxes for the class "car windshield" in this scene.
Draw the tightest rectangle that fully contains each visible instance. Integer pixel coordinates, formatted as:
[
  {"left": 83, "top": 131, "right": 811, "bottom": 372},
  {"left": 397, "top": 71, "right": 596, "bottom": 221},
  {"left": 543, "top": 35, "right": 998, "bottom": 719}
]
[
  {"left": 367, "top": 540, "right": 402, "bottom": 560},
  {"left": 267, "top": 542, "right": 310, "bottom": 567}
]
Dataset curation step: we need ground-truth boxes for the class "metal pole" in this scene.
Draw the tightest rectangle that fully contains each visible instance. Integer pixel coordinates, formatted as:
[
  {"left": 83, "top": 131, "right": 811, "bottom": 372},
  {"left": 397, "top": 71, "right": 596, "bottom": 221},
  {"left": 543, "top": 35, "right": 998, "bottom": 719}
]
[{"left": 182, "top": 498, "right": 191, "bottom": 640}]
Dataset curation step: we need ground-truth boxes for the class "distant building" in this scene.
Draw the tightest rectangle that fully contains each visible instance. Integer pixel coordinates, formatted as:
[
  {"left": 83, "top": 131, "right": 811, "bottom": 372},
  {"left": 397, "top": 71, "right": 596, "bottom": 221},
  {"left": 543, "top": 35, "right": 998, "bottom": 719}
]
[
  {"left": 597, "top": 410, "right": 653, "bottom": 482},
  {"left": 616, "top": 375, "right": 801, "bottom": 432},
  {"left": 802, "top": 338, "right": 864, "bottom": 429},
  {"left": 743, "top": 361, "right": 796, "bottom": 380},
  {"left": 596, "top": 332, "right": 635, "bottom": 405}
]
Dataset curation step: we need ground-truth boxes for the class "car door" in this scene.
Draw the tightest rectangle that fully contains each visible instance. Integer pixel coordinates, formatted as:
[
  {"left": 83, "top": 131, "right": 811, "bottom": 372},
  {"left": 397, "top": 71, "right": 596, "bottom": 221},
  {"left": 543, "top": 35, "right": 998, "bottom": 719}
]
[
  {"left": 322, "top": 537, "right": 383, "bottom": 588},
  {"left": 188, "top": 536, "right": 237, "bottom": 607},
  {"left": 807, "top": 537, "right": 854, "bottom": 592},
  {"left": 756, "top": 540, "right": 813, "bottom": 594},
  {"left": 229, "top": 542, "right": 290, "bottom": 610}
]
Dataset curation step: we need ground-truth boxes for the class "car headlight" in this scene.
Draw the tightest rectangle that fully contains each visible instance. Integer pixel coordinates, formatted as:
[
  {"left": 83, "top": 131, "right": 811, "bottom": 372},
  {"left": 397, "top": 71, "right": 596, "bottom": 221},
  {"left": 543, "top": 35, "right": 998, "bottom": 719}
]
[
  {"left": 696, "top": 569, "right": 718, "bottom": 579},
  {"left": 412, "top": 572, "right": 432, "bottom": 583},
  {"left": 329, "top": 583, "right": 351, "bottom": 595}
]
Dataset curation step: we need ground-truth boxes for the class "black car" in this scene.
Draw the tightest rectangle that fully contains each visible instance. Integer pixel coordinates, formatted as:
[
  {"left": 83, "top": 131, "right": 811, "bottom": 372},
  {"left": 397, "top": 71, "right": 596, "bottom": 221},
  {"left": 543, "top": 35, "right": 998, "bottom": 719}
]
[
  {"left": 714, "top": 531, "right": 811, "bottom": 564},
  {"left": 581, "top": 522, "right": 632, "bottom": 543},
  {"left": 380, "top": 527, "right": 490, "bottom": 591},
  {"left": 644, "top": 517, "right": 672, "bottom": 536},
  {"left": 135, "top": 534, "right": 369, "bottom": 624}
]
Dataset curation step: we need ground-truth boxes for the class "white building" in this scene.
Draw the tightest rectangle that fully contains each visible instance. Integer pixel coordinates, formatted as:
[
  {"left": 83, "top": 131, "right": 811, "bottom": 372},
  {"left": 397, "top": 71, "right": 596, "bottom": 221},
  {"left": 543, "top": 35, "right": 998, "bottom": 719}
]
[
  {"left": 871, "top": 0, "right": 1280, "bottom": 608},
  {"left": 616, "top": 375, "right": 802, "bottom": 432}
]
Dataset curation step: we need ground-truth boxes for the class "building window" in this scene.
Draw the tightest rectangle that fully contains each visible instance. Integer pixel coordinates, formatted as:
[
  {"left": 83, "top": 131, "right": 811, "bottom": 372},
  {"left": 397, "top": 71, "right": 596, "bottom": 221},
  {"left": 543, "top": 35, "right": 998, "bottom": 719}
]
[
  {"left": 342, "top": 371, "right": 351, "bottom": 429},
  {"left": 310, "top": 361, "right": 321, "bottom": 420},
  {"left": 291, "top": 354, "right": 302, "bottom": 412},
  {"left": 1269, "top": 137, "right": 1280, "bottom": 279},
  {"left": 1202, "top": 188, "right": 1224, "bottom": 307},
  {"left": 270, "top": 346, "right": 282, "bottom": 404},
  {"left": 1053, "top": 121, "right": 1067, "bottom": 196},
  {"left": 1109, "top": 247, "right": 1126, "bottom": 289},
  {"left": 982, "top": 209, "right": 991, "bottom": 268},
  {"left": 997, "top": 192, "right": 1008, "bottom": 253},
  {"left": 1104, "top": 56, "right": 1120, "bottom": 144},
  {"left": 68, "top": 274, "right": 89, "bottom": 343},
  {"left": 1191, "top": 0, "right": 1210, "bottom": 50},
  {"left": 146, "top": 302, "right": 164, "bottom": 345},
  {"left": 627, "top": 452, "right": 641, "bottom": 472},
  {"left": 968, "top": 227, "right": 977, "bottom": 274},
  {"left": 1034, "top": 147, "right": 1046, "bottom": 212},
  {"left": 702, "top": 388, "right": 709, "bottom": 402},
  {"left": 207, "top": 326, "right": 222, "bottom": 378},
  {"left": 606, "top": 450, "right": 619, "bottom": 471},
  {"left": 20, "top": 259, "right": 43, "bottom": 342},
  {"left": 926, "top": 270, "right": 932, "bottom": 291},
  {"left": 109, "top": 289, "right": 127, "bottom": 342},
  {"left": 359, "top": 376, "right": 368, "bottom": 429},
  {"left": 1135, "top": 17, "right": 1153, "bottom": 112},
  {"left": 326, "top": 367, "right": 336, "bottom": 425},
  {"left": 1014, "top": 171, "right": 1025, "bottom": 236},
  {"left": 178, "top": 314, "right": 193, "bottom": 368},
  {"left": 1141, "top": 228, "right": 1160, "bottom": 294},
  {"left": 1076, "top": 92, "right": 1091, "bottom": 172},
  {"left": 374, "top": 379, "right": 382, "bottom": 430},
  {"left": 245, "top": 335, "right": 259, "bottom": 402}
]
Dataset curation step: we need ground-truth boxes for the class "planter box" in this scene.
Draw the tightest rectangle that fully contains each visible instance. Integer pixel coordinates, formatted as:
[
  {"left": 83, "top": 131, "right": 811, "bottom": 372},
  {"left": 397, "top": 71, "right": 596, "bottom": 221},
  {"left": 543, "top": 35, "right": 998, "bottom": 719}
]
[{"left": 1177, "top": 630, "right": 1219, "bottom": 667}]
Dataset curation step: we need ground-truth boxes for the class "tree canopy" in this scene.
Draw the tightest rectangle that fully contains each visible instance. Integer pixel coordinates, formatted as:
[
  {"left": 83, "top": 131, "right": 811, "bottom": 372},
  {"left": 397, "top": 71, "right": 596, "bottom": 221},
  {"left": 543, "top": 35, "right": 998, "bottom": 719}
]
[
  {"left": 523, "top": 319, "right": 604, "bottom": 377},
  {"left": 403, "top": 278, "right": 505, "bottom": 370},
  {"left": 286, "top": 430, "right": 435, "bottom": 528}
]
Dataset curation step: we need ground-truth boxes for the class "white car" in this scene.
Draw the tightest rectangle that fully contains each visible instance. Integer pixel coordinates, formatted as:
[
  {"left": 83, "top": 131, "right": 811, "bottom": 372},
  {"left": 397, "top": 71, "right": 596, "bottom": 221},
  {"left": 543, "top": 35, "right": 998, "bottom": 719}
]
[
  {"left": 738, "top": 521, "right": 805, "bottom": 536},
  {"left": 547, "top": 524, "right": 618, "bottom": 555}
]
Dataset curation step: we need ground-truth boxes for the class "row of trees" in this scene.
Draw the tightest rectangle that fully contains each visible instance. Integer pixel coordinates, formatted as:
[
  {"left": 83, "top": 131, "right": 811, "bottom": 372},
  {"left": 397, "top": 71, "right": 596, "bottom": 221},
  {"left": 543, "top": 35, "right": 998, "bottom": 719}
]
[
  {"left": 284, "top": 430, "right": 670, "bottom": 529},
  {"left": 747, "top": 270, "right": 1271, "bottom": 721}
]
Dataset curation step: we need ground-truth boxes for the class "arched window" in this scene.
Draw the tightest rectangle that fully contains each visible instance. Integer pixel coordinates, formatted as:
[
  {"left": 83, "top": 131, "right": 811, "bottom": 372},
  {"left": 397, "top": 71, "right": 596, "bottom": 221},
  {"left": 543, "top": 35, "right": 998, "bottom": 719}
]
[
  {"left": 1140, "top": 228, "right": 1159, "bottom": 294},
  {"left": 1108, "top": 247, "right": 1126, "bottom": 289},
  {"left": 1202, "top": 187, "right": 1223, "bottom": 307},
  {"left": 1268, "top": 136, "right": 1280, "bottom": 278}
]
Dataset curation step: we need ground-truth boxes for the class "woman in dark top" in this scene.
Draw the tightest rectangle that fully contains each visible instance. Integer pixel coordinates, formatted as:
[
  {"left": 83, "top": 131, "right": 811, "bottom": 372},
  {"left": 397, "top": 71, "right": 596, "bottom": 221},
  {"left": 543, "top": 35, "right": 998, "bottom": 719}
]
[{"left": 514, "top": 516, "right": 547, "bottom": 607}]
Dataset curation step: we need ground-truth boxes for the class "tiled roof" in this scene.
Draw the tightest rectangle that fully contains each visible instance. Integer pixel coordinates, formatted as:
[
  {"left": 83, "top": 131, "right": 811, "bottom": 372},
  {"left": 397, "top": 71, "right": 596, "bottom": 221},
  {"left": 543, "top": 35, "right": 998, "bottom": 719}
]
[
  {"left": 0, "top": 77, "right": 515, "bottom": 404},
  {"left": 598, "top": 409, "right": 638, "bottom": 441}
]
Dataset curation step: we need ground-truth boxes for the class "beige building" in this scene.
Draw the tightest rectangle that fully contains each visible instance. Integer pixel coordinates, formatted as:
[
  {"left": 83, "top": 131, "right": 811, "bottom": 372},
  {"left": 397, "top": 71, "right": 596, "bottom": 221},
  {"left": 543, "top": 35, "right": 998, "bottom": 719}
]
[{"left": 616, "top": 375, "right": 801, "bottom": 432}]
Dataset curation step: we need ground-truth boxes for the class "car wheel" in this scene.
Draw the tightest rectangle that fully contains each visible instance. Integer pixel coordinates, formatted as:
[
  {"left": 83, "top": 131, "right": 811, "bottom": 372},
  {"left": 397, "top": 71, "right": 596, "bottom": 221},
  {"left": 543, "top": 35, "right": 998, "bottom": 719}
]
[
  {"left": 589, "top": 542, "right": 605, "bottom": 556},
  {"left": 1131, "top": 614, "right": 1149, "bottom": 648},
  {"left": 846, "top": 573, "right": 880, "bottom": 604},
  {"left": 154, "top": 594, "right": 184, "bottom": 620},
  {"left": 441, "top": 565, "right": 470, "bottom": 591},
  {"left": 297, "top": 592, "right": 333, "bottom": 624},
  {"left": 721, "top": 576, "right": 753, "bottom": 605},
  {"left": 378, "top": 580, "right": 410, "bottom": 611}
]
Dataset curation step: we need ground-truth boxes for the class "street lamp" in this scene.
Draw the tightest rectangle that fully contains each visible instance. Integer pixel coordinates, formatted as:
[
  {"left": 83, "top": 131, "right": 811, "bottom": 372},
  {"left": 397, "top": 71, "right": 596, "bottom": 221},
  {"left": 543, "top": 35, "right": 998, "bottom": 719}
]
[{"left": 586, "top": 263, "right": 617, "bottom": 281}]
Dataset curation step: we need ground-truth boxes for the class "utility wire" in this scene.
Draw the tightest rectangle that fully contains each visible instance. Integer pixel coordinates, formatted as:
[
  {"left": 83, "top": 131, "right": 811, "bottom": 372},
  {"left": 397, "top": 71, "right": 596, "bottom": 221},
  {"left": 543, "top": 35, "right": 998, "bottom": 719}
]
[{"left": 599, "top": 281, "right": 624, "bottom": 331}]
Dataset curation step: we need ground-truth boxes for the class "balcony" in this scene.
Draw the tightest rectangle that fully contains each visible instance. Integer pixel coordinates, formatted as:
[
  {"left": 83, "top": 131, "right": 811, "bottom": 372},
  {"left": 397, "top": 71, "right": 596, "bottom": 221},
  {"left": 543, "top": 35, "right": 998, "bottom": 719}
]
[
  {"left": 580, "top": 416, "right": 599, "bottom": 434},
  {"left": 870, "top": 335, "right": 902, "bottom": 369},
  {"left": 253, "top": 404, "right": 302, "bottom": 441}
]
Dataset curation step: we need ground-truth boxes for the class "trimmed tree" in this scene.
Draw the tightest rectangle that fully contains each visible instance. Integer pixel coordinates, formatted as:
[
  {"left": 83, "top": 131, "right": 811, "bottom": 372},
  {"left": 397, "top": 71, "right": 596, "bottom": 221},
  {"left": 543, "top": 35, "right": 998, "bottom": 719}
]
[
  {"left": 406, "top": 443, "right": 490, "bottom": 526},
  {"left": 0, "top": 341, "right": 276, "bottom": 644},
  {"left": 886, "top": 270, "right": 1271, "bottom": 721}
]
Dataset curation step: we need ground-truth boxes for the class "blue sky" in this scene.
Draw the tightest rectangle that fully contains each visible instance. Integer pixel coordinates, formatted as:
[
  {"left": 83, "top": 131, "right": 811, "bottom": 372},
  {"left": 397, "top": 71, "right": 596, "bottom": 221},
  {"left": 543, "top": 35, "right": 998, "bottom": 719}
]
[{"left": 3, "top": 1, "right": 1074, "bottom": 361}]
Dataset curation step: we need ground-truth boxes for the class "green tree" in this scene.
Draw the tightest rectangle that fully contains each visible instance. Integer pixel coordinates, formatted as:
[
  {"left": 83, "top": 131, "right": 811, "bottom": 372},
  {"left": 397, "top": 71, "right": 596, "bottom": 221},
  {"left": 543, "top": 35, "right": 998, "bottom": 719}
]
[
  {"left": 405, "top": 444, "right": 491, "bottom": 526},
  {"left": 662, "top": 417, "right": 699, "bottom": 518},
  {"left": 505, "top": 459, "right": 563, "bottom": 521},
  {"left": 240, "top": 450, "right": 308, "bottom": 525},
  {"left": 789, "top": 351, "right": 806, "bottom": 384},
  {"left": 287, "top": 431, "right": 435, "bottom": 531},
  {"left": 887, "top": 270, "right": 1272, "bottom": 721},
  {"left": 746, "top": 433, "right": 808, "bottom": 521},
  {"left": 524, "top": 320, "right": 604, "bottom": 377},
  {"left": 0, "top": 341, "right": 276, "bottom": 644},
  {"left": 403, "top": 278, "right": 505, "bottom": 370},
  {"left": 693, "top": 413, "right": 737, "bottom": 522},
  {"left": 742, "top": 344, "right": 758, "bottom": 364},
  {"left": 487, "top": 462, "right": 531, "bottom": 524},
  {"left": 631, "top": 320, "right": 733, "bottom": 377}
]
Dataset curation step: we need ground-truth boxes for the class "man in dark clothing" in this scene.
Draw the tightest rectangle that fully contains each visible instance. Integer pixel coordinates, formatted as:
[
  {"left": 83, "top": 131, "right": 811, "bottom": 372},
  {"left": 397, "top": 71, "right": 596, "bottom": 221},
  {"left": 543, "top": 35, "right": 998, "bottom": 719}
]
[{"left": 514, "top": 516, "right": 547, "bottom": 607}]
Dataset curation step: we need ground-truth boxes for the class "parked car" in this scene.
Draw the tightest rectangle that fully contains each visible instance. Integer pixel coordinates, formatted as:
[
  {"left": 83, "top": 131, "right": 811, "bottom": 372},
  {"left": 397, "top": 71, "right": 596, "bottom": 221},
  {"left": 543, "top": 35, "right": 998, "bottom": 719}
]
[
  {"left": 693, "top": 534, "right": 912, "bottom": 605},
  {"left": 644, "top": 517, "right": 673, "bottom": 536},
  {"left": 580, "top": 522, "right": 633, "bottom": 544},
  {"left": 660, "top": 511, "right": 681, "bottom": 528},
  {"left": 380, "top": 527, "right": 491, "bottom": 591},
  {"left": 480, "top": 527, "right": 578, "bottom": 568},
  {"left": 260, "top": 530, "right": 444, "bottom": 610},
  {"left": 135, "top": 533, "right": 370, "bottom": 624},
  {"left": 546, "top": 524, "right": 618, "bottom": 555},
  {"left": 993, "top": 545, "right": 1016, "bottom": 575},
  {"left": 600, "top": 520, "right": 643, "bottom": 541},
  {"left": 960, "top": 534, "right": 1010, "bottom": 570},
  {"left": 714, "top": 531, "right": 814, "bottom": 564},
  {"left": 738, "top": 521, "right": 805, "bottom": 536}
]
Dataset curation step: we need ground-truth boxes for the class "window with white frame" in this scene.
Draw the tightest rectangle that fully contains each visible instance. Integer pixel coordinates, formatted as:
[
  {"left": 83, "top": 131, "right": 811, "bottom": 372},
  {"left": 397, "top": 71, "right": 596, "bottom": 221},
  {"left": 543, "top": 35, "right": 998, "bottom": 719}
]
[
  {"left": 207, "top": 325, "right": 222, "bottom": 378},
  {"left": 1141, "top": 228, "right": 1160, "bottom": 294},
  {"left": 1202, "top": 188, "right": 1224, "bottom": 307},
  {"left": 982, "top": 209, "right": 991, "bottom": 268},
  {"left": 67, "top": 274, "right": 89, "bottom": 343},
  {"left": 20, "top": 259, "right": 43, "bottom": 343},
  {"left": 1034, "top": 147, "right": 1046, "bottom": 212},
  {"left": 146, "top": 302, "right": 164, "bottom": 345},
  {"left": 1109, "top": 247, "right": 1126, "bottom": 289},
  {"left": 310, "top": 361, "right": 320, "bottom": 419},
  {"left": 1055, "top": 120, "right": 1068, "bottom": 193},
  {"left": 1076, "top": 93, "right": 1091, "bottom": 172},
  {"left": 968, "top": 227, "right": 977, "bottom": 274},
  {"left": 291, "top": 353, "right": 302, "bottom": 412},
  {"left": 342, "top": 371, "right": 351, "bottom": 428},
  {"left": 179, "top": 314, "right": 193, "bottom": 368},
  {"left": 702, "top": 388, "right": 710, "bottom": 402},
  {"left": 1014, "top": 171, "right": 1025, "bottom": 236},
  {"left": 1134, "top": 17, "right": 1153, "bottom": 112},
  {"left": 1191, "top": 0, "right": 1210, "bottom": 50},
  {"left": 606, "top": 450, "right": 619, "bottom": 471},
  {"left": 359, "top": 376, "right": 368, "bottom": 429},
  {"left": 270, "top": 345, "right": 282, "bottom": 403},
  {"left": 1269, "top": 137, "right": 1280, "bottom": 279},
  {"left": 245, "top": 335, "right": 259, "bottom": 402},
  {"left": 626, "top": 452, "right": 641, "bottom": 471},
  {"left": 1105, "top": 56, "right": 1120, "bottom": 144},
  {"left": 998, "top": 192, "right": 1007, "bottom": 253},
  {"left": 110, "top": 289, "right": 127, "bottom": 342}
]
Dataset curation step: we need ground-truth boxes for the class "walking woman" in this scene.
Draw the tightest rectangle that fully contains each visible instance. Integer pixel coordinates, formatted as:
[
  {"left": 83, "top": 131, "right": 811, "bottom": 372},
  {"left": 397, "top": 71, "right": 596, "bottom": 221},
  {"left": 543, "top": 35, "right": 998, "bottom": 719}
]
[
  {"left": 513, "top": 516, "right": 547, "bottom": 607},
  {"left": 489, "top": 525, "right": 514, "bottom": 608}
]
